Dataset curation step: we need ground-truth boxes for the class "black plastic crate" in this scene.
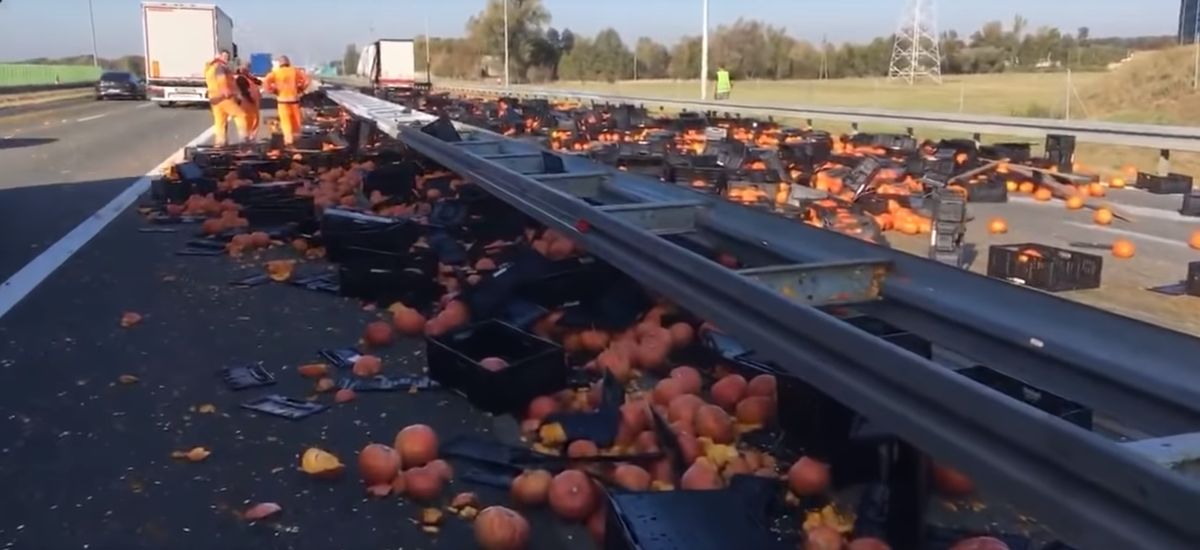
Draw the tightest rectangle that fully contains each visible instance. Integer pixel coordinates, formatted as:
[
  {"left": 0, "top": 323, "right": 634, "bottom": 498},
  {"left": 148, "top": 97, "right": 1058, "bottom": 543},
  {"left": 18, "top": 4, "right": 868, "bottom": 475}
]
[
  {"left": 1136, "top": 172, "right": 1193, "bottom": 195},
  {"left": 603, "top": 476, "right": 789, "bottom": 550},
  {"left": 1188, "top": 261, "right": 1200, "bottom": 297},
  {"left": 426, "top": 320, "right": 566, "bottom": 414},
  {"left": 1183, "top": 190, "right": 1200, "bottom": 217},
  {"left": 980, "top": 142, "right": 1032, "bottom": 162},
  {"left": 241, "top": 197, "right": 315, "bottom": 226},
  {"left": 516, "top": 255, "right": 617, "bottom": 309},
  {"left": 852, "top": 133, "right": 918, "bottom": 152},
  {"left": 1045, "top": 134, "right": 1076, "bottom": 173},
  {"left": 966, "top": 175, "right": 1008, "bottom": 203},
  {"left": 338, "top": 260, "right": 442, "bottom": 309},
  {"left": 320, "top": 208, "right": 422, "bottom": 263},
  {"left": 955, "top": 366, "right": 1093, "bottom": 429},
  {"left": 986, "top": 243, "right": 1102, "bottom": 292}
]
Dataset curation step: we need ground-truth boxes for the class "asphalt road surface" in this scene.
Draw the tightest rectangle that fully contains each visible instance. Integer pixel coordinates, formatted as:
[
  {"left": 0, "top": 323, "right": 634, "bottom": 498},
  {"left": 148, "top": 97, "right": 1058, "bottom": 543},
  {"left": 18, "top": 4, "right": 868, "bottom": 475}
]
[{"left": 0, "top": 99, "right": 212, "bottom": 284}]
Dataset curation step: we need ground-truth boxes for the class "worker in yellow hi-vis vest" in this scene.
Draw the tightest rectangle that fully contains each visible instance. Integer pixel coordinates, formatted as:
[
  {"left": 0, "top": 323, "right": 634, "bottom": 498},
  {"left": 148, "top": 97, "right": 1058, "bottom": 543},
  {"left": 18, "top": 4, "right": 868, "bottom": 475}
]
[
  {"left": 204, "top": 49, "right": 247, "bottom": 147},
  {"left": 263, "top": 55, "right": 310, "bottom": 147},
  {"left": 715, "top": 67, "right": 732, "bottom": 100}
]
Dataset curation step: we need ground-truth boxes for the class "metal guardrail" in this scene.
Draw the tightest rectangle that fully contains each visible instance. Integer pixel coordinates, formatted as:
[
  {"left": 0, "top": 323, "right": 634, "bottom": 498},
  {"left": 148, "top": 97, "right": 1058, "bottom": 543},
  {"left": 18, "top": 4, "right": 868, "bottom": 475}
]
[
  {"left": 438, "top": 84, "right": 1200, "bottom": 152},
  {"left": 326, "top": 88, "right": 1200, "bottom": 550}
]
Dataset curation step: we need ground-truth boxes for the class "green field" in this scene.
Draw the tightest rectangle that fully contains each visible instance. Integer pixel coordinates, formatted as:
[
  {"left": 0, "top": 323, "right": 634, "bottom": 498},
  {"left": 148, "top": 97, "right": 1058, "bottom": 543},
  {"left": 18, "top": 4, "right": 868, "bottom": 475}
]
[{"left": 533, "top": 73, "right": 1097, "bottom": 119}]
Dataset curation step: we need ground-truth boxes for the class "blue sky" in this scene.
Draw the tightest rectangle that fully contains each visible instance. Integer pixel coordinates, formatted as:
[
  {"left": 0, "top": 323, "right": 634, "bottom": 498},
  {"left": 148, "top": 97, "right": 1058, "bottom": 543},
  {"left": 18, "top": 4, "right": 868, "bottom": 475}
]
[{"left": 0, "top": 0, "right": 1179, "bottom": 63}]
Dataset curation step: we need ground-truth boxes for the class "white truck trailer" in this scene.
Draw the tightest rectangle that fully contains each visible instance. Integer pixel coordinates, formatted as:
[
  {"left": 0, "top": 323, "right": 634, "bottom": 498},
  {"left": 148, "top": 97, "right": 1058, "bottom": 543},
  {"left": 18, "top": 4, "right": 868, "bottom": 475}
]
[
  {"left": 356, "top": 39, "right": 429, "bottom": 101},
  {"left": 141, "top": 2, "right": 236, "bottom": 106}
]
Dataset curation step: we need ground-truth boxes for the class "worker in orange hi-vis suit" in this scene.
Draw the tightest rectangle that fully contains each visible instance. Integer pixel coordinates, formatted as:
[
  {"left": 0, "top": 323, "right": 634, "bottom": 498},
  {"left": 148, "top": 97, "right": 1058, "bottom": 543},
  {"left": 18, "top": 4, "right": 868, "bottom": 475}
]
[
  {"left": 203, "top": 50, "right": 247, "bottom": 147},
  {"left": 234, "top": 61, "right": 263, "bottom": 141},
  {"left": 262, "top": 55, "right": 310, "bottom": 147}
]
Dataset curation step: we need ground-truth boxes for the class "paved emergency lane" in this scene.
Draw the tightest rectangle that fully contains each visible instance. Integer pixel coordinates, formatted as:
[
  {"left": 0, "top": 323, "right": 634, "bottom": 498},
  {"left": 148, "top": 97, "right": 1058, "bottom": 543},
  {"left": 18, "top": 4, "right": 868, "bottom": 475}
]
[{"left": 0, "top": 101, "right": 212, "bottom": 286}]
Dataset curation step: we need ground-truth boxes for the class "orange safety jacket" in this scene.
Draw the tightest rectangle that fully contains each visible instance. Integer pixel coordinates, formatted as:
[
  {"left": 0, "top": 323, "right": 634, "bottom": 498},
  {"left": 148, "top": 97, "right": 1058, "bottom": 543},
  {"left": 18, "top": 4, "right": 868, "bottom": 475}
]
[
  {"left": 263, "top": 66, "right": 309, "bottom": 103},
  {"left": 204, "top": 59, "right": 237, "bottom": 103}
]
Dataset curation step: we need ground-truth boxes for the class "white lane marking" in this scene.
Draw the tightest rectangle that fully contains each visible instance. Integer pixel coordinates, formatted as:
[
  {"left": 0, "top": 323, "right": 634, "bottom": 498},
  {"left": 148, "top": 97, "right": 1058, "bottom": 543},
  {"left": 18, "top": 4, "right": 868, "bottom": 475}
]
[
  {"left": 76, "top": 113, "right": 108, "bottom": 123},
  {"left": 0, "top": 126, "right": 215, "bottom": 320},
  {"left": 1010, "top": 195, "right": 1193, "bottom": 223},
  {"left": 136, "top": 102, "right": 154, "bottom": 109},
  {"left": 1064, "top": 222, "right": 1192, "bottom": 249}
]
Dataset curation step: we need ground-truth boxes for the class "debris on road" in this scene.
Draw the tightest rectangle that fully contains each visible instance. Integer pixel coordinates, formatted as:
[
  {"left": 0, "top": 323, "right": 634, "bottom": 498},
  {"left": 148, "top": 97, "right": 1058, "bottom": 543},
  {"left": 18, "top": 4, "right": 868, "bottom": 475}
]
[
  {"left": 171, "top": 446, "right": 211, "bottom": 462},
  {"left": 119, "top": 311, "right": 143, "bottom": 328}
]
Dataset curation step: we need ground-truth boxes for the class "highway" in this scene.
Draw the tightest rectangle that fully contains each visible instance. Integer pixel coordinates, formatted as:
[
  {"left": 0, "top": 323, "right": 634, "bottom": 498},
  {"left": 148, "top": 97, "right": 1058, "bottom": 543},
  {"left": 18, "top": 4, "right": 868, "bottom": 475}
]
[{"left": 0, "top": 100, "right": 579, "bottom": 549}]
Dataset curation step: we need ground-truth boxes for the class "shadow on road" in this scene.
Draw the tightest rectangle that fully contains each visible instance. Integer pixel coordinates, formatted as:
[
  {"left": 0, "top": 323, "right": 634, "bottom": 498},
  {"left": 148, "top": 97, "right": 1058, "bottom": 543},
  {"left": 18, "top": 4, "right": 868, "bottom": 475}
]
[{"left": 0, "top": 137, "right": 58, "bottom": 150}]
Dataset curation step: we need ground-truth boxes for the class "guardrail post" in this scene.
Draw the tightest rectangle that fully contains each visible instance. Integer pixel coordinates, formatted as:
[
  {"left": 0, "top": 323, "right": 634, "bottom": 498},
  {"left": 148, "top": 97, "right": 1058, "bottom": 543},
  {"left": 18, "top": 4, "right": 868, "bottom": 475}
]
[{"left": 1159, "top": 148, "right": 1172, "bottom": 176}]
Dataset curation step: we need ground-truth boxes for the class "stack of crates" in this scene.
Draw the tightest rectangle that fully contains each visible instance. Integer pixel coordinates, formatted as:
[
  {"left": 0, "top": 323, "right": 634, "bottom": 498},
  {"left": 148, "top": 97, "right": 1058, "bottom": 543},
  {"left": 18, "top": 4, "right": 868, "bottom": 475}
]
[{"left": 928, "top": 188, "right": 967, "bottom": 267}]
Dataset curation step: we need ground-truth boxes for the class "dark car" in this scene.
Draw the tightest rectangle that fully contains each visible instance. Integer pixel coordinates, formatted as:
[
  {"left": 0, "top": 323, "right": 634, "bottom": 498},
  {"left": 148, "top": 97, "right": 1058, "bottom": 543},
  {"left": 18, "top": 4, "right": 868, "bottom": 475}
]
[{"left": 95, "top": 71, "right": 146, "bottom": 100}]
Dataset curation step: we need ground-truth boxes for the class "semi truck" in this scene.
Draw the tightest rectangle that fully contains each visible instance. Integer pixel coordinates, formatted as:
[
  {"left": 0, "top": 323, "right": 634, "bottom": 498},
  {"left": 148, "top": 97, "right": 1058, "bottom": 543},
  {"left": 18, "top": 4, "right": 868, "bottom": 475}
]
[
  {"left": 355, "top": 39, "right": 430, "bottom": 102},
  {"left": 141, "top": 1, "right": 236, "bottom": 106}
]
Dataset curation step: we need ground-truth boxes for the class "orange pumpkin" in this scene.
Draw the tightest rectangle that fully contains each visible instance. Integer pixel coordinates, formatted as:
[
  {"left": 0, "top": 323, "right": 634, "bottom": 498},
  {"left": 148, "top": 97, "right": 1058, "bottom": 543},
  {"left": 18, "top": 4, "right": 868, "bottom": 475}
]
[
  {"left": 710, "top": 374, "right": 748, "bottom": 411},
  {"left": 1093, "top": 208, "right": 1114, "bottom": 225},
  {"left": 735, "top": 396, "right": 775, "bottom": 426},
  {"left": 681, "top": 458, "right": 723, "bottom": 490},
  {"left": 669, "top": 366, "right": 703, "bottom": 394},
  {"left": 548, "top": 470, "right": 599, "bottom": 521},
  {"left": 668, "top": 394, "right": 706, "bottom": 427},
  {"left": 787, "top": 456, "right": 830, "bottom": 496},
  {"left": 394, "top": 424, "right": 439, "bottom": 468},
  {"left": 358, "top": 443, "right": 401, "bottom": 485},
  {"left": 403, "top": 464, "right": 444, "bottom": 502},
  {"left": 1110, "top": 177, "right": 1126, "bottom": 189},
  {"left": 511, "top": 469, "right": 553, "bottom": 507},
  {"left": 652, "top": 378, "right": 686, "bottom": 407},
  {"left": 694, "top": 405, "right": 735, "bottom": 444},
  {"left": 746, "top": 374, "right": 777, "bottom": 399},
  {"left": 526, "top": 396, "right": 560, "bottom": 421},
  {"left": 392, "top": 308, "right": 426, "bottom": 335},
  {"left": 474, "top": 506, "right": 531, "bottom": 550},
  {"left": 1033, "top": 187, "right": 1052, "bottom": 201},
  {"left": 1004, "top": 180, "right": 1018, "bottom": 192},
  {"left": 363, "top": 321, "right": 394, "bottom": 347},
  {"left": 949, "top": 536, "right": 1011, "bottom": 550},
  {"left": 567, "top": 439, "right": 599, "bottom": 459},
  {"left": 1088, "top": 182, "right": 1106, "bottom": 197},
  {"left": 1065, "top": 195, "right": 1084, "bottom": 210},
  {"left": 1017, "top": 182, "right": 1035, "bottom": 194},
  {"left": 847, "top": 538, "right": 893, "bottom": 550},
  {"left": 352, "top": 355, "right": 382, "bottom": 377},
  {"left": 1189, "top": 230, "right": 1200, "bottom": 250},
  {"left": 1111, "top": 239, "right": 1136, "bottom": 259},
  {"left": 613, "top": 464, "right": 653, "bottom": 491},
  {"left": 932, "top": 462, "right": 975, "bottom": 497},
  {"left": 806, "top": 526, "right": 844, "bottom": 550}
]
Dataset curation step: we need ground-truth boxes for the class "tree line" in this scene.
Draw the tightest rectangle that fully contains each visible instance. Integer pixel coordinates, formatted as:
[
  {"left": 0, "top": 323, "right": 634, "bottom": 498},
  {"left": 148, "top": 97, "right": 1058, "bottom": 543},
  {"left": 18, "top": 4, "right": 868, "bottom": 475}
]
[
  {"left": 18, "top": 55, "right": 147, "bottom": 76},
  {"left": 341, "top": 0, "right": 1173, "bottom": 82}
]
